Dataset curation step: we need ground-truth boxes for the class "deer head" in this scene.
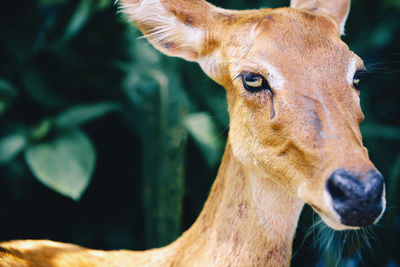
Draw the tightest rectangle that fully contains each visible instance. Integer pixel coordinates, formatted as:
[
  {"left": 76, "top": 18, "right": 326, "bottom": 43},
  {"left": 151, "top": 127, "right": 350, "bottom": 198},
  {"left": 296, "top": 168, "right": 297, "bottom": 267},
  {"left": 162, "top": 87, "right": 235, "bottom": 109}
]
[{"left": 120, "top": 0, "right": 386, "bottom": 230}]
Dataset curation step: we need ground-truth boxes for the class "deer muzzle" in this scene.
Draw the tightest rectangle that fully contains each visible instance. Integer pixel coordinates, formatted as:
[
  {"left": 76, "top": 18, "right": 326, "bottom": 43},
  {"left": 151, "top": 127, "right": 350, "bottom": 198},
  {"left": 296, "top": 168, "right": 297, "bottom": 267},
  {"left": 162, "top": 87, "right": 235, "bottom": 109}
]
[{"left": 326, "top": 168, "right": 385, "bottom": 227}]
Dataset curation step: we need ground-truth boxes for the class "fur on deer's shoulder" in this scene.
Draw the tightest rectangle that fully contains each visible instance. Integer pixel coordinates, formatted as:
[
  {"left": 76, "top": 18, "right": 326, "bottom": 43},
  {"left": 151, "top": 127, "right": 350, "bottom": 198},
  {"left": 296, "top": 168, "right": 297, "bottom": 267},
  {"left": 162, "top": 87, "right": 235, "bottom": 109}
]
[
  {"left": 0, "top": 240, "right": 102, "bottom": 267},
  {"left": 0, "top": 239, "right": 177, "bottom": 267}
]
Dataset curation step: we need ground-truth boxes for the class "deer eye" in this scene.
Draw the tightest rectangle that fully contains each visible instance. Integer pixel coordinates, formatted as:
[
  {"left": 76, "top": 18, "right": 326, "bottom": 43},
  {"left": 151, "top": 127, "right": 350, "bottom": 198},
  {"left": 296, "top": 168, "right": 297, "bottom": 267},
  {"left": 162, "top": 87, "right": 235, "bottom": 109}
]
[
  {"left": 241, "top": 72, "right": 270, "bottom": 92},
  {"left": 353, "top": 70, "right": 366, "bottom": 89}
]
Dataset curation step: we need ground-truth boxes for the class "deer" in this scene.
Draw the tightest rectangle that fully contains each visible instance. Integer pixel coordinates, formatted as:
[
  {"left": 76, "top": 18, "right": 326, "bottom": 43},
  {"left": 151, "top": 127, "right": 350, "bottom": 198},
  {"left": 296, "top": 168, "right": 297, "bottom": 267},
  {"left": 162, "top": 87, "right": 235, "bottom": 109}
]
[{"left": 0, "top": 0, "right": 386, "bottom": 266}]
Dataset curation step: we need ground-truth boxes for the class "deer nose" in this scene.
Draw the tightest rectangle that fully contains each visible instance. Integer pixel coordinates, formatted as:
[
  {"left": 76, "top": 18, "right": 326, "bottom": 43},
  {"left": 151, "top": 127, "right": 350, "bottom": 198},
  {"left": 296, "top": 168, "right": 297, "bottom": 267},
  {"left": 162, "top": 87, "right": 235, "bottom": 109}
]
[{"left": 326, "top": 168, "right": 385, "bottom": 227}]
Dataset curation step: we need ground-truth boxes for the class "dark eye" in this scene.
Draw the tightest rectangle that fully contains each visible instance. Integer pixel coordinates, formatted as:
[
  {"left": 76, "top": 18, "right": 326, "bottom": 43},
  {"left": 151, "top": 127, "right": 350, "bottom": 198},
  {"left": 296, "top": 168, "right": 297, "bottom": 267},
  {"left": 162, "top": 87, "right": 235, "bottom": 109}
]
[
  {"left": 353, "top": 70, "right": 367, "bottom": 89},
  {"left": 240, "top": 72, "right": 270, "bottom": 92}
]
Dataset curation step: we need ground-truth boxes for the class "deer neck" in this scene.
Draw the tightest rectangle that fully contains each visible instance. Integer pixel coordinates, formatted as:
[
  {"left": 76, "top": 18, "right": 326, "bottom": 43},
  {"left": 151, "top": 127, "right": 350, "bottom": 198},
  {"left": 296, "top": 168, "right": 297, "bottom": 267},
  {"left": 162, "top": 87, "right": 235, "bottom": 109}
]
[{"left": 169, "top": 139, "right": 304, "bottom": 266}]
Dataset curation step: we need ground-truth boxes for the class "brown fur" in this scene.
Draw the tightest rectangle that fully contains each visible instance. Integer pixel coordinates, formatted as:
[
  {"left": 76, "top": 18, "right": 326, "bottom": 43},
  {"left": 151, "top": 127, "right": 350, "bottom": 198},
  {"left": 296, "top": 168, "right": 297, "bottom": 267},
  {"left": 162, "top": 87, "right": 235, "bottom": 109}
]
[{"left": 0, "top": 0, "right": 385, "bottom": 266}]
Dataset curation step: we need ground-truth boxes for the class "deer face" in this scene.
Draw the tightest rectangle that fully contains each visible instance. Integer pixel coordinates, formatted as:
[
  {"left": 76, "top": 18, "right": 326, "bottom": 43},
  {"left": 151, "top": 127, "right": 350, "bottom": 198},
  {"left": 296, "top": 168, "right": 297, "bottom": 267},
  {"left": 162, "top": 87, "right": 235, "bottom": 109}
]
[
  {"left": 120, "top": 0, "right": 386, "bottom": 230},
  {"left": 223, "top": 8, "right": 385, "bottom": 230}
]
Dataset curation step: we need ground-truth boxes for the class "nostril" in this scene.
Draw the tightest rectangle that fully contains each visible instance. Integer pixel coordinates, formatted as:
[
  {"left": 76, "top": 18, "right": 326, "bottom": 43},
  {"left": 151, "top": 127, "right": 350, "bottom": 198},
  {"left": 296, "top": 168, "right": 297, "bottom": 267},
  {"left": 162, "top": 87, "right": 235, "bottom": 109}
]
[
  {"left": 327, "top": 175, "right": 347, "bottom": 202},
  {"left": 326, "top": 169, "right": 357, "bottom": 202},
  {"left": 364, "top": 171, "right": 384, "bottom": 201}
]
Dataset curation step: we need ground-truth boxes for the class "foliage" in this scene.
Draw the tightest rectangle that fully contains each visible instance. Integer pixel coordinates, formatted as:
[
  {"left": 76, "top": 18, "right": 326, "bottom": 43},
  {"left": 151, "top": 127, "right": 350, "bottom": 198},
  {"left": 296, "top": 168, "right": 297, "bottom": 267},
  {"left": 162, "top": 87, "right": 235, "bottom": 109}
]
[
  {"left": 25, "top": 129, "right": 96, "bottom": 201},
  {"left": 0, "top": 0, "right": 399, "bottom": 266}
]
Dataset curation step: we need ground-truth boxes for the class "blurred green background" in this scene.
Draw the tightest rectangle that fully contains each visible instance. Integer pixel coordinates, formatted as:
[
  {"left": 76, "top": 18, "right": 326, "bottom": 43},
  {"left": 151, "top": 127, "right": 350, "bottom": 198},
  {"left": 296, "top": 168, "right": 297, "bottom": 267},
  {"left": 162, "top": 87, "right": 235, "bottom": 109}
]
[{"left": 0, "top": 0, "right": 399, "bottom": 266}]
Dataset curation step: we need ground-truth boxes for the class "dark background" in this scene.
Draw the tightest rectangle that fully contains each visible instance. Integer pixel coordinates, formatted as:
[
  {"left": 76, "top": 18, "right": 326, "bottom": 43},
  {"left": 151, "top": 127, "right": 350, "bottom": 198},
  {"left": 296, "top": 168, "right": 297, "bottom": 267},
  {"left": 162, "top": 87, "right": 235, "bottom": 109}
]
[{"left": 0, "top": 0, "right": 399, "bottom": 266}]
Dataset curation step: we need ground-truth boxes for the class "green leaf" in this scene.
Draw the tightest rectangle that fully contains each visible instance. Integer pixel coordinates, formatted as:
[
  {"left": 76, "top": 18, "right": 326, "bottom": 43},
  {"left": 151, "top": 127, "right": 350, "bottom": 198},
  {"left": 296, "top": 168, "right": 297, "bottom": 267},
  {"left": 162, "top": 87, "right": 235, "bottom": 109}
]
[
  {"left": 64, "top": 0, "right": 92, "bottom": 40},
  {"left": 0, "top": 132, "right": 28, "bottom": 164},
  {"left": 55, "top": 102, "right": 120, "bottom": 129},
  {"left": 25, "top": 129, "right": 96, "bottom": 201},
  {"left": 184, "top": 112, "right": 223, "bottom": 167},
  {"left": 22, "top": 70, "right": 66, "bottom": 108},
  {"left": 30, "top": 119, "right": 54, "bottom": 142},
  {"left": 94, "top": 0, "right": 112, "bottom": 11}
]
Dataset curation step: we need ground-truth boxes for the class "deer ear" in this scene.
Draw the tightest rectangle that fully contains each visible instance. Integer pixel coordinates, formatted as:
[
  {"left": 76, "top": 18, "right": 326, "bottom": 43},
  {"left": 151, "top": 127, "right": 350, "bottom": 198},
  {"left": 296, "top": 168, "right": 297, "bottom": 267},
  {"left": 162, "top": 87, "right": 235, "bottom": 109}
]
[
  {"left": 119, "top": 0, "right": 215, "bottom": 62},
  {"left": 290, "top": 0, "right": 350, "bottom": 35}
]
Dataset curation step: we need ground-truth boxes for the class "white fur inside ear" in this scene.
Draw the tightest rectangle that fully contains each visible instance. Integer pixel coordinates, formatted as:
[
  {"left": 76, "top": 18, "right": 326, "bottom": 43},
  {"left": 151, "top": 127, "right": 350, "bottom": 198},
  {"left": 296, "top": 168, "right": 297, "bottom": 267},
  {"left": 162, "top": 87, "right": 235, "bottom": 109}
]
[
  {"left": 119, "top": 0, "right": 204, "bottom": 57},
  {"left": 338, "top": 9, "right": 349, "bottom": 35},
  {"left": 337, "top": 1, "right": 351, "bottom": 36},
  {"left": 199, "top": 51, "right": 223, "bottom": 82}
]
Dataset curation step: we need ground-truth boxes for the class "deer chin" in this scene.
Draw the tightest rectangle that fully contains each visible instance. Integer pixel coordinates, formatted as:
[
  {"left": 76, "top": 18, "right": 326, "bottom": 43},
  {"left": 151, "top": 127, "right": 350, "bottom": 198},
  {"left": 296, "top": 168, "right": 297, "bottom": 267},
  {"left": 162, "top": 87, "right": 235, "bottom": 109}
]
[
  {"left": 299, "top": 185, "right": 360, "bottom": 231},
  {"left": 320, "top": 189, "right": 358, "bottom": 230},
  {"left": 316, "top": 210, "right": 360, "bottom": 231}
]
